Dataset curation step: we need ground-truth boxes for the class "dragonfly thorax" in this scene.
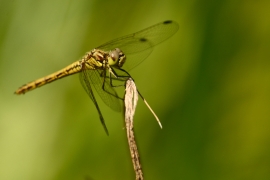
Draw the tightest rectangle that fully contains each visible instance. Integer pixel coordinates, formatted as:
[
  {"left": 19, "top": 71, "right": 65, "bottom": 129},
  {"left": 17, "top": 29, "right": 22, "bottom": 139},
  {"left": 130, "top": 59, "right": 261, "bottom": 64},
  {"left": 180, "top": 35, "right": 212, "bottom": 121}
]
[{"left": 108, "top": 48, "right": 126, "bottom": 68}]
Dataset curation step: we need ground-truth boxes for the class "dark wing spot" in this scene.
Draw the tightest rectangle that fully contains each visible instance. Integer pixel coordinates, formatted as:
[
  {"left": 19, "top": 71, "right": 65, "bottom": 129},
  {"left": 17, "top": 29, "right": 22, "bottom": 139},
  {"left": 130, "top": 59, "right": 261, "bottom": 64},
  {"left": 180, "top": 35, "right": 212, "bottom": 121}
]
[
  {"left": 163, "top": 20, "right": 172, "bottom": 24},
  {"left": 139, "top": 38, "right": 147, "bottom": 42}
]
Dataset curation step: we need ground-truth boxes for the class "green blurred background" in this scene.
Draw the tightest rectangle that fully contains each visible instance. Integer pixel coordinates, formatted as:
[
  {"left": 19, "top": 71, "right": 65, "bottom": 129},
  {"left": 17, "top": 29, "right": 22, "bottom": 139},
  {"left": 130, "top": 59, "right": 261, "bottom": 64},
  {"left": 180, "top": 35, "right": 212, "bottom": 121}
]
[{"left": 1, "top": 0, "right": 270, "bottom": 179}]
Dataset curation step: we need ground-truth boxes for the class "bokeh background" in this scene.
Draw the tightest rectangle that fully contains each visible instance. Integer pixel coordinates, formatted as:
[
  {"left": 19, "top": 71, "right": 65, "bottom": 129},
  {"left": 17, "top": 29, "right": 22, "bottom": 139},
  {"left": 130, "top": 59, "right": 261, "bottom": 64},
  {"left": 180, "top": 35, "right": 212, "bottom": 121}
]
[{"left": 1, "top": 0, "right": 270, "bottom": 179}]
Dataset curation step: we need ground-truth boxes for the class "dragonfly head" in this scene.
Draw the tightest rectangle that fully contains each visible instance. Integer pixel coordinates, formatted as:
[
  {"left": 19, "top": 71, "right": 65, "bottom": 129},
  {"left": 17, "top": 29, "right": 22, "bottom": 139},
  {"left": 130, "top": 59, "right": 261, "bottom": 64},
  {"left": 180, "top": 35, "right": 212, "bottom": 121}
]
[{"left": 108, "top": 48, "right": 126, "bottom": 68}]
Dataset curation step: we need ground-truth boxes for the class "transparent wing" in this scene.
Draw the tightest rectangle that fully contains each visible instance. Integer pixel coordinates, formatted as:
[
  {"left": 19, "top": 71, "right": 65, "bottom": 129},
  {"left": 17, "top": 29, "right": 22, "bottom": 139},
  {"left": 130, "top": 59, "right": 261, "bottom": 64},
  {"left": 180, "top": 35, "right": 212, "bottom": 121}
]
[
  {"left": 98, "top": 20, "right": 179, "bottom": 53},
  {"left": 121, "top": 48, "right": 153, "bottom": 71},
  {"left": 79, "top": 70, "right": 94, "bottom": 101},
  {"left": 80, "top": 69, "right": 122, "bottom": 112},
  {"left": 97, "top": 20, "right": 179, "bottom": 70},
  {"left": 79, "top": 69, "right": 109, "bottom": 135}
]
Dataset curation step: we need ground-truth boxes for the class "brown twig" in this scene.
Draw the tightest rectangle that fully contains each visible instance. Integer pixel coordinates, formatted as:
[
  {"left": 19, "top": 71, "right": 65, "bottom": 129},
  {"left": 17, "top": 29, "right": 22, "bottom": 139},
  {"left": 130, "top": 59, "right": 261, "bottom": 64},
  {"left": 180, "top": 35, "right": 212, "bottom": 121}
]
[{"left": 124, "top": 78, "right": 143, "bottom": 180}]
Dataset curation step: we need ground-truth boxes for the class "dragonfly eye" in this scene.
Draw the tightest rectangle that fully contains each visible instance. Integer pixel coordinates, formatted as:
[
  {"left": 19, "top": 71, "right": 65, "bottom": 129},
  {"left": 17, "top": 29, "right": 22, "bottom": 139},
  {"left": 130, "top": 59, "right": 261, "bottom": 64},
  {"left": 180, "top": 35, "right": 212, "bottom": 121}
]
[
  {"left": 109, "top": 49, "right": 119, "bottom": 61},
  {"left": 109, "top": 48, "right": 126, "bottom": 67}
]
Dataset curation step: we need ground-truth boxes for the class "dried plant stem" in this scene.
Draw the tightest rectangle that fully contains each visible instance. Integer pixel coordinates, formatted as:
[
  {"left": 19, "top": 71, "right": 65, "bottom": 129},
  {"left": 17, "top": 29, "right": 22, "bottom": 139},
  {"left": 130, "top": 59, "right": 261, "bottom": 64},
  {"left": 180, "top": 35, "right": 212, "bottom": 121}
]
[
  {"left": 137, "top": 91, "right": 162, "bottom": 129},
  {"left": 124, "top": 78, "right": 143, "bottom": 180}
]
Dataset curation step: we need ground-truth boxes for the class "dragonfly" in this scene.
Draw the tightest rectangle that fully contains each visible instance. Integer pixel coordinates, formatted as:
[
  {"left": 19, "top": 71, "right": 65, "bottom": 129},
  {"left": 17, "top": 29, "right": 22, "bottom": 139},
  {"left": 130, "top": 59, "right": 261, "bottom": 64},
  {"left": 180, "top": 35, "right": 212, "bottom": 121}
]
[{"left": 15, "top": 20, "right": 179, "bottom": 135}]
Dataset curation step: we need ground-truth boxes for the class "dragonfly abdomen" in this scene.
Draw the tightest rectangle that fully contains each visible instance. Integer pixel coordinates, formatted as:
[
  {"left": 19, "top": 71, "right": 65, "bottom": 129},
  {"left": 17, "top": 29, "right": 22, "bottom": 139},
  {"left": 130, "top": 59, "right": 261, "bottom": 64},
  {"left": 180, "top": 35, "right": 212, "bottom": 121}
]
[{"left": 15, "top": 61, "right": 83, "bottom": 95}]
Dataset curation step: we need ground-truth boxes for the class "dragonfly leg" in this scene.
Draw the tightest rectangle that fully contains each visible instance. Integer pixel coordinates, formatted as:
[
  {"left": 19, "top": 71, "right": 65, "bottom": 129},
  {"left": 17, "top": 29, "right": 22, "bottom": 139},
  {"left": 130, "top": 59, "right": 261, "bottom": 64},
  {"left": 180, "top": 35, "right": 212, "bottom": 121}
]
[
  {"left": 98, "top": 69, "right": 123, "bottom": 100},
  {"left": 108, "top": 67, "right": 132, "bottom": 88}
]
